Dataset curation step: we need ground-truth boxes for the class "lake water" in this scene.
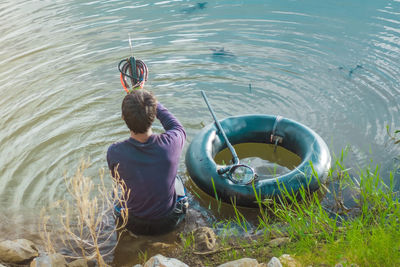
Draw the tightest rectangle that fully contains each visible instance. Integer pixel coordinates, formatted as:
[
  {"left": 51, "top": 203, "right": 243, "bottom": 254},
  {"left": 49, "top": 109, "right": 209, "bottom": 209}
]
[{"left": 1, "top": 0, "right": 399, "bottom": 263}]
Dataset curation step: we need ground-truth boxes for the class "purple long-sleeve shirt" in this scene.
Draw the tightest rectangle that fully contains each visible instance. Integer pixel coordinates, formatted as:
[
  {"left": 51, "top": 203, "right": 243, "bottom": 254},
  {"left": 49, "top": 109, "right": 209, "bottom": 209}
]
[{"left": 107, "top": 103, "right": 186, "bottom": 219}]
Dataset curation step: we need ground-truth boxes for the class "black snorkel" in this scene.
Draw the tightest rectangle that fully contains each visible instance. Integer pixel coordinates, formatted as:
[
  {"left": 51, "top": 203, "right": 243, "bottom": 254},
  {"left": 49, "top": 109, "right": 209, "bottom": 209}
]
[{"left": 201, "top": 90, "right": 256, "bottom": 184}]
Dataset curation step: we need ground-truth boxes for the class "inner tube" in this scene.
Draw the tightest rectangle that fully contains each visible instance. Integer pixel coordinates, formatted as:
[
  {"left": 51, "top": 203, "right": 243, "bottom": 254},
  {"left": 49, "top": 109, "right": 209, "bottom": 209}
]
[{"left": 185, "top": 115, "right": 331, "bottom": 207}]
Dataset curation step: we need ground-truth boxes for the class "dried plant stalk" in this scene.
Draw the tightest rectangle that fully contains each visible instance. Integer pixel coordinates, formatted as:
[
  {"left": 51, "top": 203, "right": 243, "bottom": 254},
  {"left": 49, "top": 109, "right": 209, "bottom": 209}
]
[{"left": 39, "top": 160, "right": 130, "bottom": 266}]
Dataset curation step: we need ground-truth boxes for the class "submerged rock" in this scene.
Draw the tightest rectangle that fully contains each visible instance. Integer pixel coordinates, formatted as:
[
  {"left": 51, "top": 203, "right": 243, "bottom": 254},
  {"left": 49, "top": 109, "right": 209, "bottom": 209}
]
[
  {"left": 211, "top": 47, "right": 235, "bottom": 58},
  {"left": 68, "top": 258, "right": 94, "bottom": 267},
  {"left": 0, "top": 239, "right": 38, "bottom": 264},
  {"left": 181, "top": 2, "right": 208, "bottom": 14},
  {"left": 30, "top": 253, "right": 67, "bottom": 267},
  {"left": 150, "top": 242, "right": 174, "bottom": 250},
  {"left": 143, "top": 254, "right": 188, "bottom": 267},
  {"left": 148, "top": 242, "right": 178, "bottom": 256}
]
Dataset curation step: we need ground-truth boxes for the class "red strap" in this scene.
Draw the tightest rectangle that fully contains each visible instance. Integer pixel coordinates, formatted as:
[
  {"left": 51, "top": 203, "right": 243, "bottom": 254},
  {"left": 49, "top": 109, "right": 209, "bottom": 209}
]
[{"left": 120, "top": 73, "right": 129, "bottom": 93}]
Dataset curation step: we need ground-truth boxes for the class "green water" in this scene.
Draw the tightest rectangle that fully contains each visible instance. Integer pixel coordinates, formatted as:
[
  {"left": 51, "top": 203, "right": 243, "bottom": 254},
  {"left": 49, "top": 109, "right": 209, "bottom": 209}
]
[{"left": 214, "top": 143, "right": 301, "bottom": 178}]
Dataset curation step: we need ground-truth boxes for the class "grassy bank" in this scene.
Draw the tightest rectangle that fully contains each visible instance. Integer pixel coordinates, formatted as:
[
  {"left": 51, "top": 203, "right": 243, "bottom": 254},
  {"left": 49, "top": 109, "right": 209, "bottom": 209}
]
[{"left": 178, "top": 147, "right": 400, "bottom": 266}]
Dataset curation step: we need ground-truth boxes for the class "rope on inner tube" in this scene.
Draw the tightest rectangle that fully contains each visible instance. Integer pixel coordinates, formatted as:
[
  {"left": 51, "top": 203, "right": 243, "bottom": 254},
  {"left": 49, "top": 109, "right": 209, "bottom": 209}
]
[{"left": 118, "top": 57, "right": 148, "bottom": 93}]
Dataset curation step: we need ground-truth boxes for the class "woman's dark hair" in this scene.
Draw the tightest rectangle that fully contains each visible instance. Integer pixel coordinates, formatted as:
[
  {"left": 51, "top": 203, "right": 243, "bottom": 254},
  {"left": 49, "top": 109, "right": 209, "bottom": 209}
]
[{"left": 122, "top": 90, "right": 157, "bottom": 134}]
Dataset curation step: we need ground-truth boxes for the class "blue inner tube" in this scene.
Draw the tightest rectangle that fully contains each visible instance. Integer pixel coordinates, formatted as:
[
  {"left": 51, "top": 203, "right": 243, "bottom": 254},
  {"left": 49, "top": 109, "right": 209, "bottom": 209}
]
[{"left": 185, "top": 115, "right": 331, "bottom": 207}]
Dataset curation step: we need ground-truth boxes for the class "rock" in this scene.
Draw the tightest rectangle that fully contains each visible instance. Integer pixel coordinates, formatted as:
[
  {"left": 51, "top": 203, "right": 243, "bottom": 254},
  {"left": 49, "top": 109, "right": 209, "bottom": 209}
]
[
  {"left": 268, "top": 257, "right": 282, "bottom": 267},
  {"left": 278, "top": 254, "right": 301, "bottom": 267},
  {"left": 68, "top": 258, "right": 93, "bottom": 267},
  {"left": 268, "top": 237, "right": 290, "bottom": 248},
  {"left": 133, "top": 265, "right": 143, "bottom": 267},
  {"left": 148, "top": 241, "right": 179, "bottom": 261},
  {"left": 143, "top": 254, "right": 188, "bottom": 267},
  {"left": 0, "top": 239, "right": 39, "bottom": 264},
  {"left": 30, "top": 253, "right": 67, "bottom": 267},
  {"left": 217, "top": 258, "right": 262, "bottom": 267},
  {"left": 150, "top": 242, "right": 172, "bottom": 250},
  {"left": 192, "top": 227, "right": 217, "bottom": 251}
]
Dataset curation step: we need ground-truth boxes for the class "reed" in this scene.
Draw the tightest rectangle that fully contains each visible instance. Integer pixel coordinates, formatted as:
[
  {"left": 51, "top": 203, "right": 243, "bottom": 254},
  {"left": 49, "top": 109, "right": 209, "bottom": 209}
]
[
  {"left": 211, "top": 177, "right": 222, "bottom": 213},
  {"left": 39, "top": 159, "right": 130, "bottom": 266}
]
